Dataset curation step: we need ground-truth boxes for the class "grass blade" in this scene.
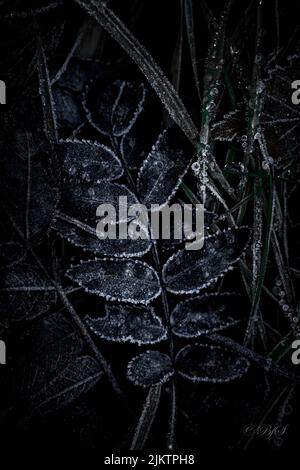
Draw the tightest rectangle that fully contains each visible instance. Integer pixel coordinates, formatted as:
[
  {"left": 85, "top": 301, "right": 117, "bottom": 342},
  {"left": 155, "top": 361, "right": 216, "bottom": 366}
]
[
  {"left": 131, "top": 384, "right": 162, "bottom": 450},
  {"left": 73, "top": 0, "right": 199, "bottom": 143}
]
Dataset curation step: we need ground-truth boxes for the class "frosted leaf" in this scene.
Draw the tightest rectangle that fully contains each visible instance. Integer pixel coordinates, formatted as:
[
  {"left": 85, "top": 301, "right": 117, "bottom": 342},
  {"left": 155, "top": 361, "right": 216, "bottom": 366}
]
[
  {"left": 14, "top": 312, "right": 83, "bottom": 401},
  {"left": 170, "top": 293, "right": 242, "bottom": 338},
  {"left": 85, "top": 304, "right": 167, "bottom": 345},
  {"left": 58, "top": 139, "right": 123, "bottom": 183},
  {"left": 59, "top": 181, "right": 139, "bottom": 225},
  {"left": 127, "top": 351, "right": 174, "bottom": 387},
  {"left": 137, "top": 127, "right": 193, "bottom": 209},
  {"left": 66, "top": 259, "right": 161, "bottom": 305},
  {"left": 0, "top": 264, "right": 57, "bottom": 322},
  {"left": 163, "top": 227, "right": 250, "bottom": 295},
  {"left": 84, "top": 80, "right": 146, "bottom": 137},
  {"left": 211, "top": 110, "right": 243, "bottom": 141},
  {"left": 30, "top": 356, "right": 102, "bottom": 416},
  {"left": 52, "top": 212, "right": 151, "bottom": 257},
  {"left": 161, "top": 209, "right": 217, "bottom": 253},
  {"left": 175, "top": 343, "right": 250, "bottom": 383},
  {"left": 262, "top": 54, "right": 300, "bottom": 167},
  {"left": 15, "top": 312, "right": 84, "bottom": 398},
  {"left": 53, "top": 177, "right": 149, "bottom": 256},
  {"left": 0, "top": 133, "right": 60, "bottom": 244}
]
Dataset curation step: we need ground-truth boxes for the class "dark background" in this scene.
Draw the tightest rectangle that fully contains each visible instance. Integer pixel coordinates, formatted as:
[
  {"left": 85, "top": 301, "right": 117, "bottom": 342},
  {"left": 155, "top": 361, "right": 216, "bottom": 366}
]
[{"left": 0, "top": 0, "right": 299, "bottom": 457}]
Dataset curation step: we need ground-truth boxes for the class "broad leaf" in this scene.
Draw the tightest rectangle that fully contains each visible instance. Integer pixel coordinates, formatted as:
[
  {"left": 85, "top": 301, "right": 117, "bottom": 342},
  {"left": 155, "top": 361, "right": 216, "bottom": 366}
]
[
  {"left": 0, "top": 132, "right": 60, "bottom": 244},
  {"left": 85, "top": 304, "right": 167, "bottom": 345},
  {"left": 161, "top": 209, "right": 216, "bottom": 253},
  {"left": 31, "top": 356, "right": 102, "bottom": 416},
  {"left": 58, "top": 139, "right": 123, "bottom": 183},
  {"left": 137, "top": 127, "right": 193, "bottom": 209},
  {"left": 163, "top": 227, "right": 250, "bottom": 294},
  {"left": 84, "top": 79, "right": 145, "bottom": 137},
  {"left": 66, "top": 259, "right": 161, "bottom": 305},
  {"left": 52, "top": 181, "right": 152, "bottom": 256},
  {"left": 127, "top": 351, "right": 174, "bottom": 387},
  {"left": 170, "top": 293, "right": 242, "bottom": 338},
  {"left": 0, "top": 264, "right": 56, "bottom": 322},
  {"left": 175, "top": 343, "right": 250, "bottom": 383},
  {"left": 53, "top": 212, "right": 151, "bottom": 257},
  {"left": 16, "top": 312, "right": 83, "bottom": 398},
  {"left": 58, "top": 181, "right": 139, "bottom": 224}
]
